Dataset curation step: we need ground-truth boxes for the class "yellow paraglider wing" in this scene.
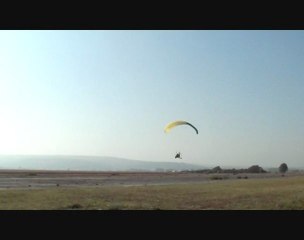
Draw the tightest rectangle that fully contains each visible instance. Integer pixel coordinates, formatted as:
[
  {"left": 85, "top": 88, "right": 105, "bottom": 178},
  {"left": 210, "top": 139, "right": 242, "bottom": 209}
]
[{"left": 164, "top": 120, "right": 198, "bottom": 134}]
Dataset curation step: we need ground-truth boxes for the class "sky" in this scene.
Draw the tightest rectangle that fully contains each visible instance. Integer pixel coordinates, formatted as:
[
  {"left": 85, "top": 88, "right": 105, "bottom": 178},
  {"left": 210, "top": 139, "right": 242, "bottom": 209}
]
[{"left": 0, "top": 30, "right": 303, "bottom": 168}]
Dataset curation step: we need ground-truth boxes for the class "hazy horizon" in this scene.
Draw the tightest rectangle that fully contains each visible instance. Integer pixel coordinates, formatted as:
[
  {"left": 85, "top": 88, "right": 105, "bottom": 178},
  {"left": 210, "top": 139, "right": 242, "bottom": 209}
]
[
  {"left": 0, "top": 30, "right": 303, "bottom": 168},
  {"left": 0, "top": 154, "right": 300, "bottom": 171}
]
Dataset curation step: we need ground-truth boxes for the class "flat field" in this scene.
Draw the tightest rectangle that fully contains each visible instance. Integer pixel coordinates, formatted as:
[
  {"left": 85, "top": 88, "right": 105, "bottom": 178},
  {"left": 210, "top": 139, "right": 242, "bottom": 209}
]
[{"left": 0, "top": 170, "right": 304, "bottom": 209}]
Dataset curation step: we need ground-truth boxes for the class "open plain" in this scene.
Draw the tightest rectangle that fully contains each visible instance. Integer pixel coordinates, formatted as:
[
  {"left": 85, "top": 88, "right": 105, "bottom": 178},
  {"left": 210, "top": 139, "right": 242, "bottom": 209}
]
[
  {"left": 0, "top": 169, "right": 300, "bottom": 189},
  {"left": 1, "top": 170, "right": 304, "bottom": 210}
]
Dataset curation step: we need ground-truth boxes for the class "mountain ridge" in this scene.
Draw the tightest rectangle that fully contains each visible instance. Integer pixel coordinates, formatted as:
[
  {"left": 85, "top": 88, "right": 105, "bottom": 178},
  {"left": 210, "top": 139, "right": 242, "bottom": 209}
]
[{"left": 0, "top": 155, "right": 206, "bottom": 171}]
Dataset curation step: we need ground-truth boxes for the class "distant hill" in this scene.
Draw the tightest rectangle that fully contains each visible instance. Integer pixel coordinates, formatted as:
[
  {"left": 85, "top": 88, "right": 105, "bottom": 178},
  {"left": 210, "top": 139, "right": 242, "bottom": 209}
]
[{"left": 0, "top": 155, "right": 205, "bottom": 171}]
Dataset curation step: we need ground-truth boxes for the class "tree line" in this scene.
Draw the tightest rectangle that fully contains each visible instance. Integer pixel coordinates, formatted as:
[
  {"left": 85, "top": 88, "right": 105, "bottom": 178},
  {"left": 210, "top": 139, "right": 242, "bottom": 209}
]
[{"left": 185, "top": 163, "right": 289, "bottom": 174}]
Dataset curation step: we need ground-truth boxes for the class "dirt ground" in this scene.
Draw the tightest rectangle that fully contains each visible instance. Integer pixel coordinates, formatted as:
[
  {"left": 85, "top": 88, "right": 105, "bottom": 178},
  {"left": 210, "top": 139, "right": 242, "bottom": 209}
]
[{"left": 0, "top": 169, "right": 302, "bottom": 189}]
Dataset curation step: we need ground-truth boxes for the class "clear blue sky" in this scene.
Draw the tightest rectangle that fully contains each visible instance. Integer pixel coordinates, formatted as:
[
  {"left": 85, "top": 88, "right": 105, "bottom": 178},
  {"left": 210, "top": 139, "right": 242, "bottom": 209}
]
[{"left": 0, "top": 30, "right": 303, "bottom": 168}]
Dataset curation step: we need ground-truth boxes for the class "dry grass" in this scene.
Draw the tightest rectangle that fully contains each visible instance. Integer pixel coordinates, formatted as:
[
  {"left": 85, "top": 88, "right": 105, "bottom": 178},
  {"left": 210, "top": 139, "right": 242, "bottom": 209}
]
[{"left": 1, "top": 175, "right": 304, "bottom": 210}]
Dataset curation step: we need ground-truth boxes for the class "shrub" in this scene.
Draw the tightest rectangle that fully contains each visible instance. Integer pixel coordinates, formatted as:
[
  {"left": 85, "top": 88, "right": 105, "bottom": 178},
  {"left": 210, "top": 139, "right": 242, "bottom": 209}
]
[
  {"left": 210, "top": 175, "right": 223, "bottom": 180},
  {"left": 279, "top": 163, "right": 288, "bottom": 174},
  {"left": 68, "top": 204, "right": 83, "bottom": 209},
  {"left": 212, "top": 166, "right": 222, "bottom": 173},
  {"left": 247, "top": 165, "right": 266, "bottom": 173}
]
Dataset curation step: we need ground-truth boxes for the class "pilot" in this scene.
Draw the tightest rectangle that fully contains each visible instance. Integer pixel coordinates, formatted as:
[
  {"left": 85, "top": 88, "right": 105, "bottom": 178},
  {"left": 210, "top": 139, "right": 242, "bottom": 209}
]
[{"left": 175, "top": 152, "right": 182, "bottom": 159}]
